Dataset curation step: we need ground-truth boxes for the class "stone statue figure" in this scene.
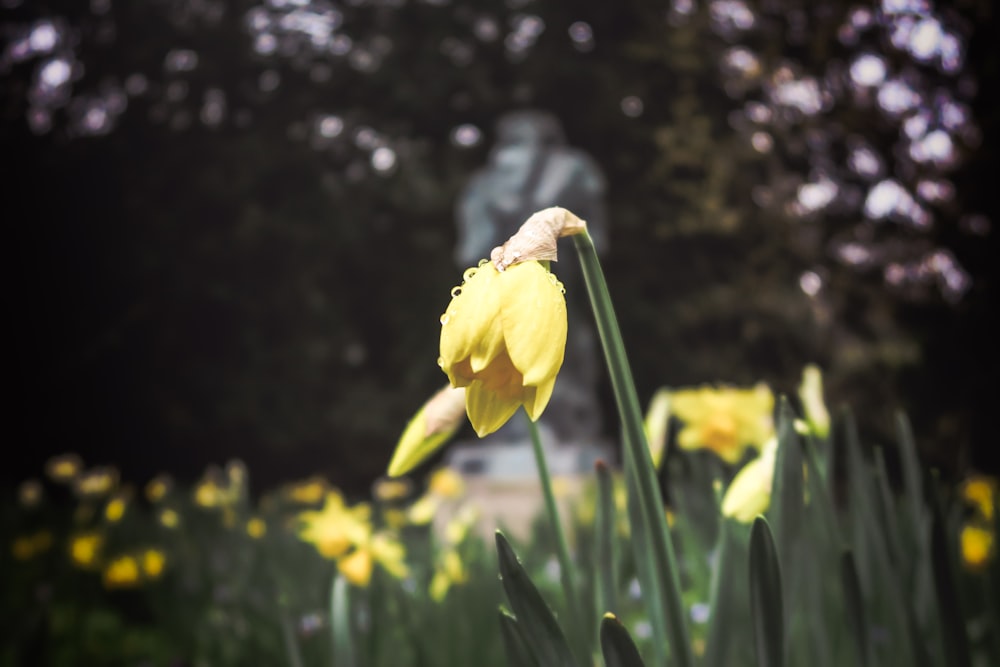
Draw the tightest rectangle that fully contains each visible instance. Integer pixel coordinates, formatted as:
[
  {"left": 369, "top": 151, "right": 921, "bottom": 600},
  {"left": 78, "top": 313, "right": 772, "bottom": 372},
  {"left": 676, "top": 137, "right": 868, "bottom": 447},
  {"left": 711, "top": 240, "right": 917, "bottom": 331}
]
[{"left": 455, "top": 110, "right": 608, "bottom": 446}]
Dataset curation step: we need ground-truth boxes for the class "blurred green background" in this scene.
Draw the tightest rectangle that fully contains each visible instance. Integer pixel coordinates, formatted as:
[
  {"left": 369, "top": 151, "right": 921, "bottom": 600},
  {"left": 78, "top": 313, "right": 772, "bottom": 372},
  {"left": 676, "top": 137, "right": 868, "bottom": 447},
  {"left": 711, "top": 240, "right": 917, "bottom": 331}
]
[{"left": 3, "top": 0, "right": 997, "bottom": 495}]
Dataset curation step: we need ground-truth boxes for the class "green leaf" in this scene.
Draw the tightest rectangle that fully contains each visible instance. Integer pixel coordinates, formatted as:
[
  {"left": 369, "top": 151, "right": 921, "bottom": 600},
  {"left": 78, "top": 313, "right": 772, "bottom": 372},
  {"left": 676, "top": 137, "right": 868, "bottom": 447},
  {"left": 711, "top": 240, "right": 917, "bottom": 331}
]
[
  {"left": 768, "top": 397, "right": 803, "bottom": 614},
  {"left": 574, "top": 230, "right": 692, "bottom": 667},
  {"left": 499, "top": 610, "right": 540, "bottom": 667},
  {"left": 703, "top": 518, "right": 737, "bottom": 667},
  {"left": 495, "top": 531, "right": 577, "bottom": 667},
  {"left": 595, "top": 460, "right": 620, "bottom": 618},
  {"left": 895, "top": 412, "right": 926, "bottom": 554},
  {"left": 749, "top": 516, "right": 783, "bottom": 667},
  {"left": 840, "top": 549, "right": 872, "bottom": 667},
  {"left": 600, "top": 614, "right": 646, "bottom": 667},
  {"left": 929, "top": 501, "right": 972, "bottom": 667},
  {"left": 330, "top": 574, "right": 357, "bottom": 667}
]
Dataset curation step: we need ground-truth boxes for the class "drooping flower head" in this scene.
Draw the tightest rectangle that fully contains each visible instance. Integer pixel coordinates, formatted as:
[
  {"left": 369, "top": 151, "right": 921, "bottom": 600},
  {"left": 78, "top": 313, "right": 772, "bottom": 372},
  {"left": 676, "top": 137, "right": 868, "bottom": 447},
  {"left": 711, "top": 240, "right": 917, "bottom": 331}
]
[{"left": 439, "top": 258, "right": 567, "bottom": 437}]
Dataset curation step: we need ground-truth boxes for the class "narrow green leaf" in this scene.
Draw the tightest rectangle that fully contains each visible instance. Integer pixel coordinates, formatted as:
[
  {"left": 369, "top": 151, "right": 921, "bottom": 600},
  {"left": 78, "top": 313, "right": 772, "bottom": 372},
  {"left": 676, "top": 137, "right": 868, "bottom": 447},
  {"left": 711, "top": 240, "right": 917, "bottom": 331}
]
[
  {"left": 768, "top": 397, "right": 803, "bottom": 613},
  {"left": 801, "top": 435, "right": 842, "bottom": 547},
  {"left": 749, "top": 516, "right": 783, "bottom": 667},
  {"left": 840, "top": 549, "right": 872, "bottom": 667},
  {"left": 600, "top": 614, "right": 646, "bottom": 667},
  {"left": 895, "top": 412, "right": 926, "bottom": 554},
  {"left": 575, "top": 230, "right": 691, "bottom": 667},
  {"left": 330, "top": 574, "right": 356, "bottom": 667},
  {"left": 595, "top": 460, "right": 619, "bottom": 618},
  {"left": 495, "top": 532, "right": 577, "bottom": 667},
  {"left": 499, "top": 610, "right": 540, "bottom": 667},
  {"left": 929, "top": 502, "right": 972, "bottom": 667},
  {"left": 527, "top": 417, "right": 586, "bottom": 660},
  {"left": 703, "top": 518, "right": 737, "bottom": 667}
]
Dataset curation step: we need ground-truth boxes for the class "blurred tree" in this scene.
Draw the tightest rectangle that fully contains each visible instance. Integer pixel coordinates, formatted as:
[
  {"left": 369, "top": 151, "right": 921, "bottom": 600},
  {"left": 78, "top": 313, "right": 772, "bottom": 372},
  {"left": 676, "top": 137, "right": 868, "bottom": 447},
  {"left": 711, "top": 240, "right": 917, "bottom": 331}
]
[{"left": 2, "top": 0, "right": 996, "bottom": 492}]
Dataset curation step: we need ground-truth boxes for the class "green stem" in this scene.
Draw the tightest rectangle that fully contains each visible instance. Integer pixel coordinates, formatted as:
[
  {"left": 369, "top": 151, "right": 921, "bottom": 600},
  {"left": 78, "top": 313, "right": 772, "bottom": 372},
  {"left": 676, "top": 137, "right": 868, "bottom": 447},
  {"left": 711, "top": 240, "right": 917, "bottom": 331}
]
[
  {"left": 573, "top": 230, "right": 692, "bottom": 667},
  {"left": 527, "top": 415, "right": 588, "bottom": 661}
]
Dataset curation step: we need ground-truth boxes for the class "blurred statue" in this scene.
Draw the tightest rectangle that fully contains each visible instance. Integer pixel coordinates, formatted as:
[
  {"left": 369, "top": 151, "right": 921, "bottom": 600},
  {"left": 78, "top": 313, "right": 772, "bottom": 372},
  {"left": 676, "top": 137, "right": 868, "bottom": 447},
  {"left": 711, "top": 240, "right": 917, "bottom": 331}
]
[{"left": 455, "top": 110, "right": 608, "bottom": 446}]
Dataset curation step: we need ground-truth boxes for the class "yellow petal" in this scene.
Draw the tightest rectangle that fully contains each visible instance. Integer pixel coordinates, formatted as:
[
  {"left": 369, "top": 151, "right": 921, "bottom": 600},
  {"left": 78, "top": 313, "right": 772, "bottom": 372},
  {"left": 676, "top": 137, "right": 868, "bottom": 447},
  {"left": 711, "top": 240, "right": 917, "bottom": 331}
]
[
  {"left": 721, "top": 454, "right": 775, "bottom": 522},
  {"left": 466, "top": 379, "right": 522, "bottom": 437},
  {"left": 440, "top": 264, "right": 501, "bottom": 375},
  {"left": 499, "top": 262, "right": 566, "bottom": 386},
  {"left": 523, "top": 377, "right": 556, "bottom": 422}
]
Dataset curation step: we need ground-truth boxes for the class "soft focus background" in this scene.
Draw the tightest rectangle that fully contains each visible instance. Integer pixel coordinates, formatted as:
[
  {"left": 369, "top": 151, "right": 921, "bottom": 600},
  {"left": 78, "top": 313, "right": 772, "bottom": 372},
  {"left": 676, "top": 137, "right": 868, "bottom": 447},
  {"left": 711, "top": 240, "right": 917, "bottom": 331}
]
[{"left": 3, "top": 0, "right": 998, "bottom": 496}]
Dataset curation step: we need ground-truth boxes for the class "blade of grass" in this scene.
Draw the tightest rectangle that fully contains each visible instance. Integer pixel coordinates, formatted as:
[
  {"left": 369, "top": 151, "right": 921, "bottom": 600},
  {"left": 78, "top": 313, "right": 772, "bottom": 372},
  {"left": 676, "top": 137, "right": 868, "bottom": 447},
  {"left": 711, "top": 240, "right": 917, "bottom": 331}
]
[{"left": 703, "top": 518, "right": 737, "bottom": 667}]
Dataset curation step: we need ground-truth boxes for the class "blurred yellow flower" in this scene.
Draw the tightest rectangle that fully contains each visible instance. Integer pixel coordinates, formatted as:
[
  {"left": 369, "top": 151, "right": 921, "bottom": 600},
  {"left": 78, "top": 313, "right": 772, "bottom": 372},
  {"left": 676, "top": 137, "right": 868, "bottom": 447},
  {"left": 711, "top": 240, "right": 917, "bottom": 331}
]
[
  {"left": 145, "top": 474, "right": 173, "bottom": 503},
  {"left": 429, "top": 550, "right": 468, "bottom": 601},
  {"left": 74, "top": 466, "right": 119, "bottom": 498},
  {"left": 721, "top": 437, "right": 778, "bottom": 522},
  {"left": 104, "top": 495, "right": 128, "bottom": 523},
  {"left": 961, "top": 475, "right": 996, "bottom": 522},
  {"left": 961, "top": 524, "right": 993, "bottom": 572},
  {"left": 298, "top": 491, "right": 371, "bottom": 559},
  {"left": 17, "top": 479, "right": 44, "bottom": 508},
  {"left": 69, "top": 531, "right": 103, "bottom": 569},
  {"left": 338, "top": 548, "right": 373, "bottom": 587},
  {"left": 671, "top": 384, "right": 775, "bottom": 464},
  {"left": 142, "top": 549, "right": 167, "bottom": 579},
  {"left": 373, "top": 477, "right": 413, "bottom": 502},
  {"left": 388, "top": 384, "right": 468, "bottom": 478},
  {"left": 370, "top": 533, "right": 408, "bottom": 579},
  {"left": 285, "top": 476, "right": 329, "bottom": 504},
  {"left": 159, "top": 508, "right": 180, "bottom": 529},
  {"left": 246, "top": 517, "right": 267, "bottom": 539},
  {"left": 407, "top": 495, "right": 439, "bottom": 525},
  {"left": 798, "top": 365, "right": 830, "bottom": 439},
  {"left": 103, "top": 555, "right": 140, "bottom": 589},
  {"left": 438, "top": 260, "right": 567, "bottom": 438},
  {"left": 45, "top": 453, "right": 83, "bottom": 483},
  {"left": 428, "top": 467, "right": 465, "bottom": 499},
  {"left": 444, "top": 505, "right": 480, "bottom": 544},
  {"left": 11, "top": 531, "right": 53, "bottom": 561}
]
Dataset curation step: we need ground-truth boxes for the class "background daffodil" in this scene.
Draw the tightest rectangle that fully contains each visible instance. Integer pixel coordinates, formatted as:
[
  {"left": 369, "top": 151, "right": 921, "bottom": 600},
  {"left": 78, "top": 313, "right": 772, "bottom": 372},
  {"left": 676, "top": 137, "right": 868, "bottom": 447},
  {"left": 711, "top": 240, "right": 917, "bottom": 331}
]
[{"left": 439, "top": 259, "right": 567, "bottom": 437}]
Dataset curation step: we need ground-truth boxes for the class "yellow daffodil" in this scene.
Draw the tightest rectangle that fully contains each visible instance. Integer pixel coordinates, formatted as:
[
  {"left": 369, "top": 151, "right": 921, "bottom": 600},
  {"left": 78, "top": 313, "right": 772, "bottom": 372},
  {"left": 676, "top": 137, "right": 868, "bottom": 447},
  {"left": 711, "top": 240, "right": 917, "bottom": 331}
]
[
  {"left": 335, "top": 532, "right": 408, "bottom": 587},
  {"left": 142, "top": 549, "right": 167, "bottom": 579},
  {"left": 11, "top": 531, "right": 53, "bottom": 561},
  {"left": 285, "top": 476, "right": 329, "bottom": 504},
  {"left": 17, "top": 479, "right": 44, "bottom": 508},
  {"left": 798, "top": 365, "right": 830, "bottom": 439},
  {"left": 45, "top": 453, "right": 83, "bottom": 483},
  {"left": 428, "top": 467, "right": 465, "bottom": 499},
  {"left": 388, "top": 385, "right": 468, "bottom": 477},
  {"left": 961, "top": 475, "right": 996, "bottom": 522},
  {"left": 158, "top": 508, "right": 180, "bottom": 529},
  {"left": 69, "top": 531, "right": 103, "bottom": 569},
  {"left": 439, "top": 259, "right": 567, "bottom": 438},
  {"left": 338, "top": 547, "right": 373, "bottom": 586},
  {"left": 671, "top": 384, "right": 775, "bottom": 464},
  {"left": 103, "top": 554, "right": 141, "bottom": 589},
  {"left": 960, "top": 524, "right": 993, "bottom": 572},
  {"left": 721, "top": 437, "right": 778, "bottom": 522},
  {"left": 406, "top": 495, "right": 440, "bottom": 525},
  {"left": 145, "top": 474, "right": 173, "bottom": 503},
  {"left": 73, "top": 466, "right": 119, "bottom": 498},
  {"left": 373, "top": 477, "right": 413, "bottom": 502},
  {"left": 246, "top": 517, "right": 267, "bottom": 539},
  {"left": 104, "top": 494, "right": 129, "bottom": 523},
  {"left": 298, "top": 491, "right": 372, "bottom": 559},
  {"left": 429, "top": 550, "right": 468, "bottom": 601}
]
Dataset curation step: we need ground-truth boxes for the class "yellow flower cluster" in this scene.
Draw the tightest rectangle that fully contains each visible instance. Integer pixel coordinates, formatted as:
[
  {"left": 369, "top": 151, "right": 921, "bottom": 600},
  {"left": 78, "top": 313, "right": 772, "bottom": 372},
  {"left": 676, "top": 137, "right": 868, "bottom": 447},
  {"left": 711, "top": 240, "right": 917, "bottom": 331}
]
[
  {"left": 959, "top": 474, "right": 996, "bottom": 572},
  {"left": 297, "top": 490, "right": 408, "bottom": 587}
]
